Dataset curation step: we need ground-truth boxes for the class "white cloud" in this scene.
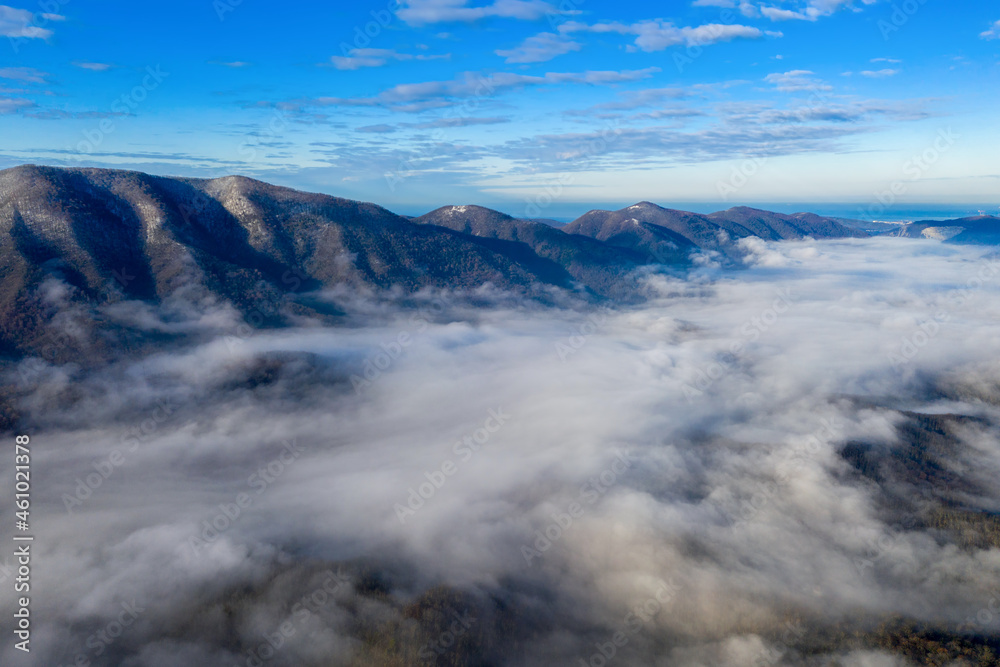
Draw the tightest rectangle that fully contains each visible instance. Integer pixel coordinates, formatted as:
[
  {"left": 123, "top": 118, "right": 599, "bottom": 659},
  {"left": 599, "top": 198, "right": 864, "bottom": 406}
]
[
  {"left": 496, "top": 32, "right": 582, "bottom": 63},
  {"left": 760, "top": 6, "right": 810, "bottom": 20},
  {"left": 860, "top": 68, "right": 899, "bottom": 78},
  {"left": 0, "top": 66, "right": 47, "bottom": 83},
  {"left": 559, "top": 19, "right": 777, "bottom": 52},
  {"left": 72, "top": 62, "right": 114, "bottom": 71},
  {"left": 0, "top": 4, "right": 62, "bottom": 38},
  {"left": 330, "top": 48, "right": 450, "bottom": 70},
  {"left": 16, "top": 238, "right": 1000, "bottom": 665},
  {"left": 355, "top": 123, "right": 398, "bottom": 133},
  {"left": 397, "top": 0, "right": 562, "bottom": 25},
  {"left": 870, "top": 57, "right": 901, "bottom": 64},
  {"left": 982, "top": 19, "right": 1000, "bottom": 40},
  {"left": 409, "top": 116, "right": 510, "bottom": 128},
  {"left": 0, "top": 96, "right": 33, "bottom": 113},
  {"left": 691, "top": 0, "right": 759, "bottom": 15},
  {"left": 764, "top": 69, "right": 832, "bottom": 92},
  {"left": 310, "top": 67, "right": 660, "bottom": 109},
  {"left": 759, "top": 0, "right": 877, "bottom": 22},
  {"left": 565, "top": 86, "right": 689, "bottom": 115}
]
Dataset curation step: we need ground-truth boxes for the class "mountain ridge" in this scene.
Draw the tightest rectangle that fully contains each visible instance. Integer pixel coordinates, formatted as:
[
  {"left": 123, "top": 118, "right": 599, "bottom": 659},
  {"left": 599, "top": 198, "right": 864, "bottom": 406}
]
[{"left": 3, "top": 164, "right": 987, "bottom": 362}]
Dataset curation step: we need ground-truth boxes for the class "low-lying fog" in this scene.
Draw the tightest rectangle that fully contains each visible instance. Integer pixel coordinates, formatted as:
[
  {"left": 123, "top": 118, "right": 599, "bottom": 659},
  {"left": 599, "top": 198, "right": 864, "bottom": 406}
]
[{"left": 4, "top": 237, "right": 1000, "bottom": 666}]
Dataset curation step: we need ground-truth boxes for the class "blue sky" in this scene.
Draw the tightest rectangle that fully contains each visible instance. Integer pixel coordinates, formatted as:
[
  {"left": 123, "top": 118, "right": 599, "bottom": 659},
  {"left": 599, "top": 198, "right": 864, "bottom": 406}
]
[{"left": 0, "top": 0, "right": 998, "bottom": 216}]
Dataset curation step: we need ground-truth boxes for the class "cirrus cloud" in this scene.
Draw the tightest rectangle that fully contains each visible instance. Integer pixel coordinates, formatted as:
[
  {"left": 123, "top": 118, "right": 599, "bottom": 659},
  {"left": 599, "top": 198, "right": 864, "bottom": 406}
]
[
  {"left": 496, "top": 32, "right": 582, "bottom": 64},
  {"left": 559, "top": 19, "right": 780, "bottom": 52},
  {"left": 329, "top": 48, "right": 451, "bottom": 70},
  {"left": 302, "top": 67, "right": 660, "bottom": 111},
  {"left": 0, "top": 4, "right": 63, "bottom": 38},
  {"left": 759, "top": 0, "right": 879, "bottom": 21},
  {"left": 0, "top": 66, "right": 48, "bottom": 83},
  {"left": 396, "top": 0, "right": 565, "bottom": 25}
]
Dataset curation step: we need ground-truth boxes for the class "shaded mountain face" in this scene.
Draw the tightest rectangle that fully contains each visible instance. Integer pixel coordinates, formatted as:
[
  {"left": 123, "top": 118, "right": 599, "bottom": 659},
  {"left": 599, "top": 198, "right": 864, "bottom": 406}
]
[
  {"left": 8, "top": 163, "right": 987, "bottom": 364},
  {"left": 887, "top": 216, "right": 1000, "bottom": 244},
  {"left": 562, "top": 202, "right": 866, "bottom": 261},
  {"left": 833, "top": 217, "right": 902, "bottom": 234},
  {"left": 0, "top": 166, "right": 599, "bottom": 360},
  {"left": 414, "top": 205, "right": 649, "bottom": 298},
  {"left": 523, "top": 217, "right": 566, "bottom": 228}
]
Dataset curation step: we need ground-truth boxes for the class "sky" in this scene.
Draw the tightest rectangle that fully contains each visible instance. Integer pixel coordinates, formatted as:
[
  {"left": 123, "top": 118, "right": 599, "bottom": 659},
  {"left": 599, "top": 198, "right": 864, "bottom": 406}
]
[{"left": 0, "top": 0, "right": 998, "bottom": 215}]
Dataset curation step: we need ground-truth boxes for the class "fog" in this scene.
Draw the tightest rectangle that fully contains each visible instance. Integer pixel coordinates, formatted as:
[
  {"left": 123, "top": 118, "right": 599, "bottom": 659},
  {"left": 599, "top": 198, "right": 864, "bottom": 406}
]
[{"left": 4, "top": 237, "right": 1000, "bottom": 666}]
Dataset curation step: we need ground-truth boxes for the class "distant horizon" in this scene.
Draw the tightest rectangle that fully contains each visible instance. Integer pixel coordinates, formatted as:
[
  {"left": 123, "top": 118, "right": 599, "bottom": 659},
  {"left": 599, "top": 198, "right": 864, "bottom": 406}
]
[
  {"left": 7, "top": 160, "right": 998, "bottom": 224},
  {"left": 394, "top": 200, "right": 1000, "bottom": 223}
]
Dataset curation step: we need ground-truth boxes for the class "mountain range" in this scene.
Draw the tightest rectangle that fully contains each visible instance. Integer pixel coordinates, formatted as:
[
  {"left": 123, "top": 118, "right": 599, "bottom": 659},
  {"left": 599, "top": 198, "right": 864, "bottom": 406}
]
[{"left": 1, "top": 164, "right": 997, "bottom": 360}]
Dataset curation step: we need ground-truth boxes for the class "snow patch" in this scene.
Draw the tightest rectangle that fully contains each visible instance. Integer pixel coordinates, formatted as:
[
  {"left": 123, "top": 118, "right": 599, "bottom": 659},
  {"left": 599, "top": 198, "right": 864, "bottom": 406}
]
[{"left": 921, "top": 226, "right": 964, "bottom": 241}]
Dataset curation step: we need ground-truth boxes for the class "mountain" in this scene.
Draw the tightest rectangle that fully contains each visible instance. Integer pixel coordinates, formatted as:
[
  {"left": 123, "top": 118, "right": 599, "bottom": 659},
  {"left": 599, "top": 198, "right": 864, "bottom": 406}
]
[
  {"left": 833, "top": 217, "right": 902, "bottom": 234},
  {"left": 562, "top": 202, "right": 865, "bottom": 260},
  {"left": 709, "top": 207, "right": 868, "bottom": 240},
  {"left": 0, "top": 166, "right": 616, "bottom": 359},
  {"left": 886, "top": 216, "right": 1000, "bottom": 244},
  {"left": 559, "top": 202, "right": 697, "bottom": 264},
  {"left": 4, "top": 164, "right": 991, "bottom": 363},
  {"left": 413, "top": 205, "right": 647, "bottom": 296},
  {"left": 522, "top": 217, "right": 566, "bottom": 228}
]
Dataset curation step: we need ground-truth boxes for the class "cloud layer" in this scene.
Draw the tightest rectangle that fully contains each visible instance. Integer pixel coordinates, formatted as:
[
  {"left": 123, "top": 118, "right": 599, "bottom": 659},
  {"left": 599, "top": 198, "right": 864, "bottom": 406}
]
[{"left": 3, "top": 238, "right": 1000, "bottom": 665}]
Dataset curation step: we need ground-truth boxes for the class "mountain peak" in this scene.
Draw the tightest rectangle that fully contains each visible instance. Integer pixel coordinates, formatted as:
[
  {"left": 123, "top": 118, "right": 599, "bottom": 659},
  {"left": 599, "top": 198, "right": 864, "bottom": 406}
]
[{"left": 624, "top": 201, "right": 663, "bottom": 211}]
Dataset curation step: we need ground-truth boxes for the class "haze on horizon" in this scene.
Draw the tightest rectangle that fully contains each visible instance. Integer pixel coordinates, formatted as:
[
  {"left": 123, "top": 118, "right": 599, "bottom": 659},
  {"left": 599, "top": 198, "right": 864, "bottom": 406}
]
[{"left": 0, "top": 0, "right": 998, "bottom": 211}]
